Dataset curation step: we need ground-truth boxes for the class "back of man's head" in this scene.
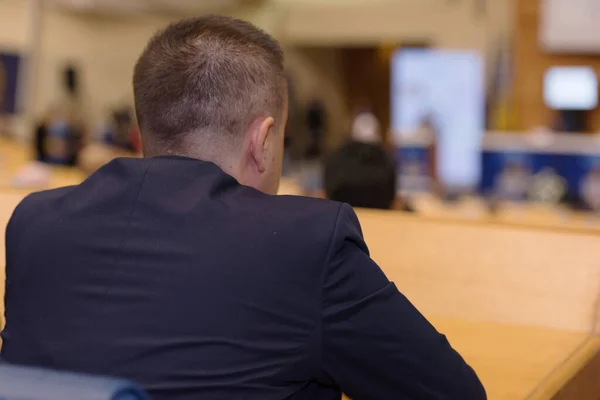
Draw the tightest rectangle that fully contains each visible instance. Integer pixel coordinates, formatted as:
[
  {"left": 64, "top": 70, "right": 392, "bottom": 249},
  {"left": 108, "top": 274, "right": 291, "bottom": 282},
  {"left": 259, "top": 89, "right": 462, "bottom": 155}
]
[
  {"left": 324, "top": 140, "right": 397, "bottom": 210},
  {"left": 133, "top": 15, "right": 288, "bottom": 194}
]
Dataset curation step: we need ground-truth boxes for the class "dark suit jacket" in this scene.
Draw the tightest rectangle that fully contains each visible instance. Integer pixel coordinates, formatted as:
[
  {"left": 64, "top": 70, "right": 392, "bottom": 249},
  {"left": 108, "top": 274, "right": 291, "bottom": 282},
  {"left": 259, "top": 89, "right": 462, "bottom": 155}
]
[{"left": 1, "top": 156, "right": 485, "bottom": 400}]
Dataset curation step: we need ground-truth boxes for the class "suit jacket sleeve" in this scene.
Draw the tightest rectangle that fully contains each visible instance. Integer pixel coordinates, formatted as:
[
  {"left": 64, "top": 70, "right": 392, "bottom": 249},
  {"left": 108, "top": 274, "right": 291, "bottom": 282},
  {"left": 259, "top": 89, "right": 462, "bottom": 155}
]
[
  {"left": 320, "top": 203, "right": 486, "bottom": 399},
  {"left": 2, "top": 195, "right": 38, "bottom": 333},
  {"left": 2, "top": 200, "right": 21, "bottom": 337}
]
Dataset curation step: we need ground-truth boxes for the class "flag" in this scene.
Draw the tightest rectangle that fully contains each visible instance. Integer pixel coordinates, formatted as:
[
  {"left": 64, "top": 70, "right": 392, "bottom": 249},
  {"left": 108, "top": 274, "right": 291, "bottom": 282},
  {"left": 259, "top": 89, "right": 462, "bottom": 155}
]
[{"left": 487, "top": 38, "right": 518, "bottom": 130}]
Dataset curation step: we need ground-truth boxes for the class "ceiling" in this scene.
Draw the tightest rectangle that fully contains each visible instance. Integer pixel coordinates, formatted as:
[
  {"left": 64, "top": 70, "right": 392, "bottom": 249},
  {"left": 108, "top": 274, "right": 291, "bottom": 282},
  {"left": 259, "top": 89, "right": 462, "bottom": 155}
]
[{"left": 46, "top": 0, "right": 256, "bottom": 15}]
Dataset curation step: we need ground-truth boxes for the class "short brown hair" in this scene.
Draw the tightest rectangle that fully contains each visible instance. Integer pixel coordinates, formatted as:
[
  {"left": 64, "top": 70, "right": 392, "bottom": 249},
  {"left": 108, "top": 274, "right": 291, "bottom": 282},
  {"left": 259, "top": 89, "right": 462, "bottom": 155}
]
[{"left": 133, "top": 15, "right": 286, "bottom": 155}]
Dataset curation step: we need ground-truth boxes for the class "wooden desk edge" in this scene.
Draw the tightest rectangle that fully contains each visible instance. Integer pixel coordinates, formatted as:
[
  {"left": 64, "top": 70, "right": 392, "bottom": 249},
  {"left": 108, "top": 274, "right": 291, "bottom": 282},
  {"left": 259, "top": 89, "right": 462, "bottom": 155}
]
[
  {"left": 529, "top": 335, "right": 600, "bottom": 400},
  {"left": 342, "top": 336, "right": 600, "bottom": 400},
  {"left": 357, "top": 208, "right": 600, "bottom": 238}
]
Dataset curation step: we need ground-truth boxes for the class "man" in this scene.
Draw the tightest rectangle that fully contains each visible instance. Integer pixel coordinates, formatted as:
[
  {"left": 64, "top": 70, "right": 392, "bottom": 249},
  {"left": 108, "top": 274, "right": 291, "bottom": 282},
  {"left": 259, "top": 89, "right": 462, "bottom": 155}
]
[{"left": 1, "top": 16, "right": 485, "bottom": 400}]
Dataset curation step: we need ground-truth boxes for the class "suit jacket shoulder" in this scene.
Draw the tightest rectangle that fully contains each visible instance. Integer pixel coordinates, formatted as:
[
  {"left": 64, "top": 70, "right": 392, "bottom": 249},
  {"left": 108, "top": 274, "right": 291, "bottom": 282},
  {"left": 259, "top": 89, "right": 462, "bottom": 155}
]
[{"left": 7, "top": 186, "right": 74, "bottom": 239}]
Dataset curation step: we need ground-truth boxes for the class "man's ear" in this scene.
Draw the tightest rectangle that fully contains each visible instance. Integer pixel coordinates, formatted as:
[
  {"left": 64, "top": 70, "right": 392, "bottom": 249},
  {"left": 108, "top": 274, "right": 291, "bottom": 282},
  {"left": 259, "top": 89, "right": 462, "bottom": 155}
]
[{"left": 249, "top": 116, "right": 275, "bottom": 173}]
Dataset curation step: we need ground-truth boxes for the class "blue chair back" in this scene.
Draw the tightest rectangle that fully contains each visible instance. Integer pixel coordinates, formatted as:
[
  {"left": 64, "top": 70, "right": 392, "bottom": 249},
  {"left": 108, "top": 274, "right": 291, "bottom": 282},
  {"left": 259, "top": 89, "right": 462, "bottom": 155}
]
[{"left": 0, "top": 364, "right": 150, "bottom": 400}]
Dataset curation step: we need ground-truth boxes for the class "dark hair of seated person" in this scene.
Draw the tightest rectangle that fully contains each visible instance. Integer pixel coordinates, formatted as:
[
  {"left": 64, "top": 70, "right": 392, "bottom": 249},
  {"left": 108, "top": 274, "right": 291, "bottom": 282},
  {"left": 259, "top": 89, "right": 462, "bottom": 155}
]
[{"left": 324, "top": 139, "right": 397, "bottom": 210}]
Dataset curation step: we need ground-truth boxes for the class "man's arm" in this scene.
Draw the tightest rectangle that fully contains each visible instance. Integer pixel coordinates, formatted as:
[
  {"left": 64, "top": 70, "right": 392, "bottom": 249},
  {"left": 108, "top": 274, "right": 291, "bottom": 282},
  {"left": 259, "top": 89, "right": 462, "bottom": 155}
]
[
  {"left": 319, "top": 204, "right": 486, "bottom": 399},
  {"left": 2, "top": 200, "right": 21, "bottom": 347},
  {"left": 2, "top": 194, "right": 39, "bottom": 339}
]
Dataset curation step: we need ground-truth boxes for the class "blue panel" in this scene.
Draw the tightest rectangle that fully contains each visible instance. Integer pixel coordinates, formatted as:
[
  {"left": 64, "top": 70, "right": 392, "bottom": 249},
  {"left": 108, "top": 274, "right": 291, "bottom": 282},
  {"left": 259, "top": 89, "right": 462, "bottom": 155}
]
[{"left": 480, "top": 151, "right": 600, "bottom": 197}]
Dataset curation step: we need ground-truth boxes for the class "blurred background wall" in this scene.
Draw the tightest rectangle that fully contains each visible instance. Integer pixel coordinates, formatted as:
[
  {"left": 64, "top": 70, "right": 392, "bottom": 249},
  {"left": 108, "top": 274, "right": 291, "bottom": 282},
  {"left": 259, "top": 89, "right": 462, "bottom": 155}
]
[
  {"left": 515, "top": 0, "right": 600, "bottom": 131},
  {"left": 0, "top": 0, "right": 516, "bottom": 143}
]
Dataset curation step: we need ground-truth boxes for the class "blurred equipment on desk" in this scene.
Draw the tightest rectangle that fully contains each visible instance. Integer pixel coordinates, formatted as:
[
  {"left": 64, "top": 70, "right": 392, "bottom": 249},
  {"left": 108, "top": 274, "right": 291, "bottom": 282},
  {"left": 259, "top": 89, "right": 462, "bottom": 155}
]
[
  {"left": 528, "top": 167, "right": 567, "bottom": 204},
  {"left": 580, "top": 164, "right": 600, "bottom": 212},
  {"left": 494, "top": 159, "right": 531, "bottom": 202}
]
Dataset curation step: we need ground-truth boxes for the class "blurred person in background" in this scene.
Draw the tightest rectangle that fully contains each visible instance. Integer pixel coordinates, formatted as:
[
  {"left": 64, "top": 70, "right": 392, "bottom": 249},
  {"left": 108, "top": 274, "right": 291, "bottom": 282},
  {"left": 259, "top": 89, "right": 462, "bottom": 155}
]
[
  {"left": 15, "top": 105, "right": 84, "bottom": 189},
  {"left": 324, "top": 128, "right": 415, "bottom": 211},
  {"left": 325, "top": 103, "right": 414, "bottom": 211},
  {"left": 295, "top": 98, "right": 326, "bottom": 196},
  {"left": 2, "top": 16, "right": 484, "bottom": 400},
  {"left": 324, "top": 139, "right": 397, "bottom": 209},
  {"left": 34, "top": 105, "right": 84, "bottom": 166}
]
